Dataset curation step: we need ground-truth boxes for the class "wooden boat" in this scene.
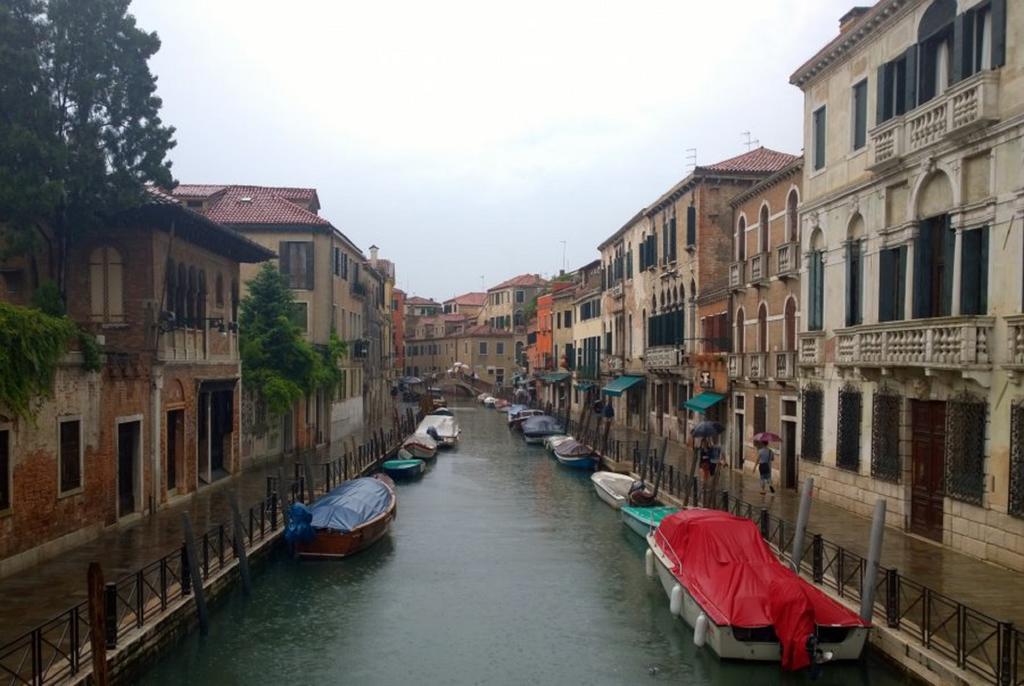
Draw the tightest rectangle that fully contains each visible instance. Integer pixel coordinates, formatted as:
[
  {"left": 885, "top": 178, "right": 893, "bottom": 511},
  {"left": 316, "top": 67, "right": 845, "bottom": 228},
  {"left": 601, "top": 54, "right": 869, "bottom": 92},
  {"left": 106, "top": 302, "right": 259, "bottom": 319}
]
[
  {"left": 646, "top": 509, "right": 869, "bottom": 669},
  {"left": 402, "top": 434, "right": 438, "bottom": 459},
  {"left": 417, "top": 415, "right": 460, "bottom": 448},
  {"left": 620, "top": 505, "right": 678, "bottom": 538},
  {"left": 429, "top": 407, "right": 454, "bottom": 416},
  {"left": 293, "top": 474, "right": 396, "bottom": 559},
  {"left": 494, "top": 398, "right": 509, "bottom": 410},
  {"left": 483, "top": 396, "right": 497, "bottom": 408},
  {"left": 553, "top": 439, "right": 598, "bottom": 469},
  {"left": 520, "top": 415, "right": 564, "bottom": 444},
  {"left": 509, "top": 408, "right": 544, "bottom": 431},
  {"left": 382, "top": 458, "right": 425, "bottom": 479},
  {"left": 543, "top": 434, "right": 573, "bottom": 452},
  {"left": 590, "top": 472, "right": 637, "bottom": 509}
]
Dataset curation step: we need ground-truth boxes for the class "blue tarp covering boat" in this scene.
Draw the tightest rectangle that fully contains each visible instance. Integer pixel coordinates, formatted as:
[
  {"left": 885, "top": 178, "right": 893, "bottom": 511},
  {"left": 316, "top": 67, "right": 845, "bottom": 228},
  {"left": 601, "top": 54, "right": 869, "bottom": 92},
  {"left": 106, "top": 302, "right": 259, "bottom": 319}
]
[{"left": 309, "top": 477, "right": 394, "bottom": 532}]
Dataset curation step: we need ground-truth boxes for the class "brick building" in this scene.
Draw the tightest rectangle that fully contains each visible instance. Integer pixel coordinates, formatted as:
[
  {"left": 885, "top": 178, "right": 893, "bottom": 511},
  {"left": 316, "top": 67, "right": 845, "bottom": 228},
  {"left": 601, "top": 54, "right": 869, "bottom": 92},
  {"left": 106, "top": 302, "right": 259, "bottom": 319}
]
[{"left": 0, "top": 197, "right": 272, "bottom": 574}]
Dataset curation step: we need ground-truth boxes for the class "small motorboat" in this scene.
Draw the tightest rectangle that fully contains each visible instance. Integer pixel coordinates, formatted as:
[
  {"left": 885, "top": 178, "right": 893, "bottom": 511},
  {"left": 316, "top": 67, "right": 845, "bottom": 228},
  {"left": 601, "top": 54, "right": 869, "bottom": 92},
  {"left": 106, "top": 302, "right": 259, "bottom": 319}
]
[
  {"left": 417, "top": 415, "right": 460, "bottom": 448},
  {"left": 429, "top": 407, "right": 454, "bottom": 417},
  {"left": 591, "top": 472, "right": 638, "bottom": 509},
  {"left": 505, "top": 403, "right": 527, "bottom": 419},
  {"left": 543, "top": 434, "right": 573, "bottom": 452},
  {"left": 427, "top": 386, "right": 447, "bottom": 410},
  {"left": 509, "top": 408, "right": 544, "bottom": 431},
  {"left": 483, "top": 396, "right": 497, "bottom": 408},
  {"left": 553, "top": 439, "right": 598, "bottom": 469},
  {"left": 402, "top": 434, "right": 438, "bottom": 459},
  {"left": 646, "top": 509, "right": 869, "bottom": 669},
  {"left": 288, "top": 474, "right": 396, "bottom": 559},
  {"left": 477, "top": 392, "right": 489, "bottom": 403},
  {"left": 520, "top": 415, "right": 565, "bottom": 444},
  {"left": 382, "top": 458, "right": 426, "bottom": 480},
  {"left": 494, "top": 398, "right": 509, "bottom": 410},
  {"left": 620, "top": 505, "right": 678, "bottom": 539}
]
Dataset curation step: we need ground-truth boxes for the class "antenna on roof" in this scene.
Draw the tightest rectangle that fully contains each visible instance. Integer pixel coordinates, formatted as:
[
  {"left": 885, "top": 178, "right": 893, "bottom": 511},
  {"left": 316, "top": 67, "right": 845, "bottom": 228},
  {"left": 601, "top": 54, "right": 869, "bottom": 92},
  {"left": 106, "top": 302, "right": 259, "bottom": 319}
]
[
  {"left": 685, "top": 148, "right": 697, "bottom": 173},
  {"left": 560, "top": 240, "right": 567, "bottom": 273},
  {"left": 742, "top": 131, "right": 759, "bottom": 151}
]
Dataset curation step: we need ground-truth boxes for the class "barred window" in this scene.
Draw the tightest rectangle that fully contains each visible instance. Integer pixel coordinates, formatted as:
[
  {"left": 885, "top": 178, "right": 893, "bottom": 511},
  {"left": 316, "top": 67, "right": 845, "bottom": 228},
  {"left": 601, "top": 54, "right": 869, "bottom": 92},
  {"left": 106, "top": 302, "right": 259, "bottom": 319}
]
[
  {"left": 871, "top": 390, "right": 902, "bottom": 483},
  {"left": 801, "top": 388, "right": 823, "bottom": 463},
  {"left": 837, "top": 387, "right": 862, "bottom": 472},
  {"left": 945, "top": 396, "right": 987, "bottom": 505},
  {"left": 1011, "top": 402, "right": 1024, "bottom": 518}
]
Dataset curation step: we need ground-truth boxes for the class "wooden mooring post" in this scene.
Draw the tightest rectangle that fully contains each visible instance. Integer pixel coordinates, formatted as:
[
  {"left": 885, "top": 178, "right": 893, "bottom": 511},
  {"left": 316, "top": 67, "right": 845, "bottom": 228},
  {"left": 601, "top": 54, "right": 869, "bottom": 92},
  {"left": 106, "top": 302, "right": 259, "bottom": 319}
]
[
  {"left": 230, "top": 495, "right": 252, "bottom": 596},
  {"left": 181, "top": 512, "right": 210, "bottom": 636},
  {"left": 86, "top": 562, "right": 109, "bottom": 685}
]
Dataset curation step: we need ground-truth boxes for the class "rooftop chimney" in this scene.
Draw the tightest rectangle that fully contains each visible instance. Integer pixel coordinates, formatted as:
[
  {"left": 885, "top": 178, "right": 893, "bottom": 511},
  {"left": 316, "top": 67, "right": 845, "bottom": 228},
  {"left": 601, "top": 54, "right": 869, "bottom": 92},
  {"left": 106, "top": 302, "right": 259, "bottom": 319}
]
[
  {"left": 839, "top": 6, "right": 870, "bottom": 34},
  {"left": 369, "top": 245, "right": 379, "bottom": 267}
]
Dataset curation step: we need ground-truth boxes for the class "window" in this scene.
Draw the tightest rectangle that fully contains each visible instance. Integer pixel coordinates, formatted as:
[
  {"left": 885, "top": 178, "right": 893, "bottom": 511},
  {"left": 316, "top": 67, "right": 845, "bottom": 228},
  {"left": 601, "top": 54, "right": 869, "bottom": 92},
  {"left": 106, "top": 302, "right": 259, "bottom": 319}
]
[
  {"left": 837, "top": 387, "right": 862, "bottom": 471},
  {"left": 279, "top": 241, "right": 314, "bottom": 290},
  {"left": 913, "top": 215, "right": 954, "bottom": 319},
  {"left": 89, "top": 246, "right": 125, "bottom": 323},
  {"left": 215, "top": 273, "right": 224, "bottom": 307},
  {"left": 784, "top": 298, "right": 797, "bottom": 351},
  {"left": 917, "top": 0, "right": 954, "bottom": 104},
  {"left": 812, "top": 106, "right": 826, "bottom": 171},
  {"left": 479, "top": 341, "right": 488, "bottom": 356},
  {"left": 852, "top": 79, "right": 868, "bottom": 150},
  {"left": 786, "top": 190, "right": 799, "bottom": 242},
  {"left": 759, "top": 205, "right": 770, "bottom": 254},
  {"left": 757, "top": 304, "right": 768, "bottom": 352},
  {"left": 945, "top": 395, "right": 987, "bottom": 504},
  {"left": 846, "top": 240, "right": 864, "bottom": 326},
  {"left": 0, "top": 429, "right": 9, "bottom": 511},
  {"left": 291, "top": 301, "right": 309, "bottom": 332},
  {"left": 801, "top": 388, "right": 823, "bottom": 462},
  {"left": 808, "top": 250, "right": 825, "bottom": 331},
  {"left": 871, "top": 389, "right": 902, "bottom": 483},
  {"left": 1010, "top": 401, "right": 1024, "bottom": 518},
  {"left": 960, "top": 226, "right": 989, "bottom": 315},
  {"left": 736, "top": 217, "right": 746, "bottom": 261},
  {"left": 496, "top": 342, "right": 505, "bottom": 355},
  {"left": 963, "top": 4, "right": 994, "bottom": 77},
  {"left": 165, "top": 259, "right": 177, "bottom": 320},
  {"left": 877, "top": 50, "right": 912, "bottom": 124},
  {"left": 878, "top": 246, "right": 908, "bottom": 322},
  {"left": 686, "top": 206, "right": 696, "bottom": 247},
  {"left": 563, "top": 310, "right": 572, "bottom": 328},
  {"left": 58, "top": 418, "right": 82, "bottom": 494},
  {"left": 754, "top": 396, "right": 766, "bottom": 435},
  {"left": 734, "top": 308, "right": 745, "bottom": 353},
  {"left": 515, "top": 290, "right": 524, "bottom": 303}
]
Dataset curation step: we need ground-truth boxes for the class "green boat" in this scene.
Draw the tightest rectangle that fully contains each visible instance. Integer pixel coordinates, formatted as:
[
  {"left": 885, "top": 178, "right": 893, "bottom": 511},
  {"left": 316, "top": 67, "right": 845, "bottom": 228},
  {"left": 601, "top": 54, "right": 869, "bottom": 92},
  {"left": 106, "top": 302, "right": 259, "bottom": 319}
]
[
  {"left": 620, "top": 505, "right": 678, "bottom": 538},
  {"left": 382, "top": 458, "right": 425, "bottom": 480}
]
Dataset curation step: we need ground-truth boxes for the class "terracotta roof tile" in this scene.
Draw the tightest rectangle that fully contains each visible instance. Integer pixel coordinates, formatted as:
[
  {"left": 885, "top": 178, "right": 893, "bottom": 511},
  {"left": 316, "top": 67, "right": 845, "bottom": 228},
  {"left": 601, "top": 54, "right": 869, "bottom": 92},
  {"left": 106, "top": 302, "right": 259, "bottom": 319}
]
[
  {"left": 488, "top": 274, "right": 547, "bottom": 291},
  {"left": 406, "top": 296, "right": 441, "bottom": 306},
  {"left": 170, "top": 185, "right": 327, "bottom": 226},
  {"left": 446, "top": 292, "right": 486, "bottom": 306},
  {"left": 698, "top": 147, "right": 800, "bottom": 174}
]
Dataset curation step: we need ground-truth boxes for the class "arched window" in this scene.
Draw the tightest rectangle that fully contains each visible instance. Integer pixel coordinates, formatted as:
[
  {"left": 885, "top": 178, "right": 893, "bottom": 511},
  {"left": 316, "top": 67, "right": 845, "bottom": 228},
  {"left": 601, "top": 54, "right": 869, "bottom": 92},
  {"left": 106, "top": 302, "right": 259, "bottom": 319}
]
[
  {"left": 784, "top": 298, "right": 797, "bottom": 351},
  {"left": 89, "top": 246, "right": 125, "bottom": 323},
  {"left": 736, "top": 217, "right": 747, "bottom": 261},
  {"left": 759, "top": 204, "right": 770, "bottom": 254},
  {"left": 215, "top": 273, "right": 224, "bottom": 307},
  {"left": 808, "top": 229, "right": 825, "bottom": 332},
  {"left": 846, "top": 215, "right": 865, "bottom": 327},
  {"left": 918, "top": 0, "right": 955, "bottom": 103},
  {"left": 734, "top": 307, "right": 746, "bottom": 353},
  {"left": 786, "top": 189, "right": 799, "bottom": 242},
  {"left": 758, "top": 303, "right": 768, "bottom": 352}
]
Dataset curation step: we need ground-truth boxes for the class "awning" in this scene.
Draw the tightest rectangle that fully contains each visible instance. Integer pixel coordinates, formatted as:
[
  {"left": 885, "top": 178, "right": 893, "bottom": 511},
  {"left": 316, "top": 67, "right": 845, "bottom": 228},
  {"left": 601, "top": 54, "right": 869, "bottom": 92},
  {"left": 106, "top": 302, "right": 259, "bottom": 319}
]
[
  {"left": 575, "top": 382, "right": 595, "bottom": 391},
  {"left": 602, "top": 375, "right": 645, "bottom": 397},
  {"left": 684, "top": 391, "right": 726, "bottom": 413},
  {"left": 541, "top": 371, "right": 571, "bottom": 383}
]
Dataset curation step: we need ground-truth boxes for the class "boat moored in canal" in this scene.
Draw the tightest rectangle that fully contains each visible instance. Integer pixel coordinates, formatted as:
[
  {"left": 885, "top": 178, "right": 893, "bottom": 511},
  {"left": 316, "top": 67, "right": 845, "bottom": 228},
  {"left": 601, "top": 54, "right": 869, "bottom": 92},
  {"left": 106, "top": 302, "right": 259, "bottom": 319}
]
[
  {"left": 620, "top": 504, "right": 678, "bottom": 538},
  {"left": 417, "top": 414, "right": 460, "bottom": 448},
  {"left": 509, "top": 408, "right": 544, "bottom": 431},
  {"left": 590, "top": 472, "right": 637, "bottom": 508},
  {"left": 552, "top": 439, "right": 598, "bottom": 469},
  {"left": 382, "top": 458, "right": 426, "bottom": 480},
  {"left": 646, "top": 509, "right": 869, "bottom": 669},
  {"left": 290, "top": 474, "right": 397, "bottom": 559},
  {"left": 520, "top": 415, "right": 564, "bottom": 444},
  {"left": 402, "top": 433, "right": 439, "bottom": 459}
]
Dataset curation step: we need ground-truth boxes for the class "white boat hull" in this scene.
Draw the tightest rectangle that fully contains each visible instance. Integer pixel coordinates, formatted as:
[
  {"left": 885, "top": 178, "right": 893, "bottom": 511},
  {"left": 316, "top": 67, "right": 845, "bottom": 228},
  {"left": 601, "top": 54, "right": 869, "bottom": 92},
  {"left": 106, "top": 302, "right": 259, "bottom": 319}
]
[
  {"left": 621, "top": 510, "right": 654, "bottom": 538},
  {"left": 645, "top": 534, "right": 868, "bottom": 663},
  {"left": 591, "top": 473, "right": 635, "bottom": 510}
]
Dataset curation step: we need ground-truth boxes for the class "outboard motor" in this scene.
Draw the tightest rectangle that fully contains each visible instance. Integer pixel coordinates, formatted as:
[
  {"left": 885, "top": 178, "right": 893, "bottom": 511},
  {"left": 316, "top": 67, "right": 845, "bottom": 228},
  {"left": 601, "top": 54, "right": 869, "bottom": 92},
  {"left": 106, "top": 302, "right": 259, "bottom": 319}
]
[{"left": 426, "top": 426, "right": 441, "bottom": 442}]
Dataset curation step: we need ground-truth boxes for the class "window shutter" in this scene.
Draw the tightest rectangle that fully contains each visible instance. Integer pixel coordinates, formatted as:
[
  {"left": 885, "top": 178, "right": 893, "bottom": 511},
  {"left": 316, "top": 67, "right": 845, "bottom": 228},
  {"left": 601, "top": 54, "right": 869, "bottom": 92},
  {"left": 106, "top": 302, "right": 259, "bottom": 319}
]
[
  {"left": 979, "top": 226, "right": 989, "bottom": 313},
  {"left": 304, "top": 243, "right": 315, "bottom": 290},
  {"left": 961, "top": 229, "right": 979, "bottom": 314},
  {"left": 662, "top": 223, "right": 669, "bottom": 264},
  {"left": 651, "top": 231, "right": 658, "bottom": 266},
  {"left": 904, "top": 44, "right": 918, "bottom": 113},
  {"left": 279, "top": 242, "right": 291, "bottom": 282},
  {"left": 913, "top": 228, "right": 930, "bottom": 319},
  {"left": 879, "top": 249, "right": 894, "bottom": 322},
  {"left": 686, "top": 206, "right": 696, "bottom": 246},
  {"left": 941, "top": 218, "right": 955, "bottom": 316},
  {"left": 876, "top": 64, "right": 888, "bottom": 124},
  {"left": 991, "top": 0, "right": 1006, "bottom": 67},
  {"left": 952, "top": 13, "right": 968, "bottom": 83},
  {"left": 669, "top": 216, "right": 677, "bottom": 260},
  {"left": 845, "top": 242, "right": 853, "bottom": 327},
  {"left": 896, "top": 245, "right": 907, "bottom": 320}
]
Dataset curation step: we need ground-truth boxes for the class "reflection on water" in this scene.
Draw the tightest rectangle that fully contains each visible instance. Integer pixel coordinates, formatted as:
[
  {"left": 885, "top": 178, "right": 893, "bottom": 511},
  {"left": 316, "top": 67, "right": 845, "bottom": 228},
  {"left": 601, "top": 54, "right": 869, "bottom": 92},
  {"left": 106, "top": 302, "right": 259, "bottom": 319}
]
[{"left": 141, "top": 404, "right": 911, "bottom": 685}]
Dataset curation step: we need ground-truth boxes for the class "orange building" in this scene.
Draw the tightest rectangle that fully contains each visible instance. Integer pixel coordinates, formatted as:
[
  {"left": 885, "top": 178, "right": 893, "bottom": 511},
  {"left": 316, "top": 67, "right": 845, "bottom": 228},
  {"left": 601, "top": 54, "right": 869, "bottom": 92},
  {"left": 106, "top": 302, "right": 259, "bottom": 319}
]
[{"left": 531, "top": 292, "right": 554, "bottom": 374}]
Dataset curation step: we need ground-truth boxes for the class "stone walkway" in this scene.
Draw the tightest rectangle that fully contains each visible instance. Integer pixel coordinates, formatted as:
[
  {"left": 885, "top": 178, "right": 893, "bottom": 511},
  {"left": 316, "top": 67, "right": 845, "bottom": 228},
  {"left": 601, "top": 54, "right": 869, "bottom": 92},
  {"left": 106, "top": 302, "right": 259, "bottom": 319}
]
[{"left": 603, "top": 423, "right": 1024, "bottom": 627}]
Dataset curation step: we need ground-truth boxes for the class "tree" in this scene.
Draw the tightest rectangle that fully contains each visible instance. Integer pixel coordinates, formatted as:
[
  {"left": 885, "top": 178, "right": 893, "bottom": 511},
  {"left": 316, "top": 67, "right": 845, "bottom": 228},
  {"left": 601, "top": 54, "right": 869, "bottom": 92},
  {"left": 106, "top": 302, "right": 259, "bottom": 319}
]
[
  {"left": 0, "top": 0, "right": 176, "bottom": 296},
  {"left": 239, "top": 264, "right": 347, "bottom": 417}
]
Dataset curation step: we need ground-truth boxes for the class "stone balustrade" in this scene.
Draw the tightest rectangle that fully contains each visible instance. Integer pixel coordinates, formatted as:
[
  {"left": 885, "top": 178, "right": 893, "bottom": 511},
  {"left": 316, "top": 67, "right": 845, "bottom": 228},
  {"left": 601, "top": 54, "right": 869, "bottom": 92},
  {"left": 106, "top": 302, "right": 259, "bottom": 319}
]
[
  {"left": 775, "top": 351, "right": 795, "bottom": 379},
  {"left": 776, "top": 242, "right": 798, "bottom": 278},
  {"left": 749, "top": 252, "right": 769, "bottom": 284},
  {"left": 835, "top": 317, "right": 993, "bottom": 370},
  {"left": 644, "top": 345, "right": 688, "bottom": 372},
  {"left": 746, "top": 352, "right": 766, "bottom": 379},
  {"left": 729, "top": 261, "right": 744, "bottom": 290},
  {"left": 1004, "top": 314, "right": 1024, "bottom": 373},
  {"left": 601, "top": 356, "right": 624, "bottom": 374},
  {"left": 799, "top": 332, "right": 824, "bottom": 367}
]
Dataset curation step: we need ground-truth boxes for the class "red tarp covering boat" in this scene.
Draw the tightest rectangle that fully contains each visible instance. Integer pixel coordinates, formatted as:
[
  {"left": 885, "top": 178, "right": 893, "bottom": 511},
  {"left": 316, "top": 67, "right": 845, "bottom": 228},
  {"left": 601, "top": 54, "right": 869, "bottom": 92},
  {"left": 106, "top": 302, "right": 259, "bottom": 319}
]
[{"left": 654, "top": 509, "right": 868, "bottom": 670}]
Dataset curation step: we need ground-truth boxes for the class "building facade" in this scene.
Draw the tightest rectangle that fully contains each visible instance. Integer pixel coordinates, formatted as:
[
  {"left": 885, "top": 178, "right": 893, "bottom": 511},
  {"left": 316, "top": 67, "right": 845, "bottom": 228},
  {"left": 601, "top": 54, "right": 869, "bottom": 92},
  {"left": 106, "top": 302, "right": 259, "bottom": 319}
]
[{"left": 791, "top": 0, "right": 1024, "bottom": 569}]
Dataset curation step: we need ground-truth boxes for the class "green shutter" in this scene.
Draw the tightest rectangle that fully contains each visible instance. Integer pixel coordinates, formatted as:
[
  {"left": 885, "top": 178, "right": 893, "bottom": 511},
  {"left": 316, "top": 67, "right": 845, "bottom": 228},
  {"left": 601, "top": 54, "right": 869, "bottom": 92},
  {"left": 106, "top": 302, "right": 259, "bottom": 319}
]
[
  {"left": 845, "top": 242, "right": 854, "bottom": 326},
  {"left": 279, "top": 242, "right": 291, "bottom": 283},
  {"left": 876, "top": 64, "right": 889, "bottom": 124},
  {"left": 896, "top": 245, "right": 907, "bottom": 320},
  {"left": 941, "top": 218, "right": 955, "bottom": 316},
  {"left": 304, "top": 243, "right": 315, "bottom": 290},
  {"left": 992, "top": 0, "right": 1007, "bottom": 67},
  {"left": 670, "top": 216, "right": 677, "bottom": 260},
  {"left": 904, "top": 45, "right": 918, "bottom": 113},
  {"left": 913, "top": 227, "right": 930, "bottom": 319},
  {"left": 686, "top": 206, "right": 697, "bottom": 246},
  {"left": 879, "top": 249, "right": 895, "bottom": 322},
  {"left": 953, "top": 13, "right": 969, "bottom": 82}
]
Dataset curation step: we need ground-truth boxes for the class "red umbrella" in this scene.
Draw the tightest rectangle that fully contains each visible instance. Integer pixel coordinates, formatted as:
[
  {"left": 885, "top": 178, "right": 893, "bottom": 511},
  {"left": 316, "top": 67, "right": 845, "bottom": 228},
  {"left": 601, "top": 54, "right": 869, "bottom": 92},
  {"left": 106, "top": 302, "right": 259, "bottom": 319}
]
[{"left": 753, "top": 431, "right": 782, "bottom": 443}]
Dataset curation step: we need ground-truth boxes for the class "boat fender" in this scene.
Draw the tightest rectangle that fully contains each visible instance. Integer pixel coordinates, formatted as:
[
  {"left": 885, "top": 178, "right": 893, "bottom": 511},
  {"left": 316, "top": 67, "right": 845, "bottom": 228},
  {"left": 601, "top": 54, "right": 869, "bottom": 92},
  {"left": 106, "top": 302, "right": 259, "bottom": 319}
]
[
  {"left": 693, "top": 613, "right": 708, "bottom": 647},
  {"left": 644, "top": 549, "right": 655, "bottom": 578},
  {"left": 669, "top": 584, "right": 683, "bottom": 616}
]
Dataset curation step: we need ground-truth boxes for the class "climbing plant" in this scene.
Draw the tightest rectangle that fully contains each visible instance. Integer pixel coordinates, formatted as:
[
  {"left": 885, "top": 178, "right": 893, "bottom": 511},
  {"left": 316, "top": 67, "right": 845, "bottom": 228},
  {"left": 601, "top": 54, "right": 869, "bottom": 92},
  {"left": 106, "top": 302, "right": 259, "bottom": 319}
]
[{"left": 0, "top": 302, "right": 80, "bottom": 419}]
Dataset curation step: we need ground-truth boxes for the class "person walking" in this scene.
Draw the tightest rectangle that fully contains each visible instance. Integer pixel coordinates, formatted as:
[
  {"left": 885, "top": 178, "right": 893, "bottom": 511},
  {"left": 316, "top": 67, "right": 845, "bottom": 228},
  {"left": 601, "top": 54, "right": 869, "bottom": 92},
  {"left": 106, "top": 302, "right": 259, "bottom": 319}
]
[{"left": 756, "top": 440, "right": 775, "bottom": 494}]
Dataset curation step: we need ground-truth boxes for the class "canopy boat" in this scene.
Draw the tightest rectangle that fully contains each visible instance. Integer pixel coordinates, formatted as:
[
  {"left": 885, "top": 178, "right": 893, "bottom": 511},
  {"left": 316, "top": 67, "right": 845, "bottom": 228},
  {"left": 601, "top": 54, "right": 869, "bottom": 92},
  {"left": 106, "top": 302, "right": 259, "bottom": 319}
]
[
  {"left": 553, "top": 439, "right": 598, "bottom": 469},
  {"left": 620, "top": 505, "right": 678, "bottom": 538},
  {"left": 646, "top": 510, "right": 868, "bottom": 669},
  {"left": 520, "top": 415, "right": 565, "bottom": 444},
  {"left": 289, "top": 475, "right": 396, "bottom": 559},
  {"left": 382, "top": 458, "right": 425, "bottom": 480},
  {"left": 417, "top": 414, "right": 460, "bottom": 448},
  {"left": 402, "top": 434, "right": 438, "bottom": 459},
  {"left": 590, "top": 472, "right": 638, "bottom": 508},
  {"left": 509, "top": 408, "right": 544, "bottom": 431},
  {"left": 427, "top": 386, "right": 447, "bottom": 410}
]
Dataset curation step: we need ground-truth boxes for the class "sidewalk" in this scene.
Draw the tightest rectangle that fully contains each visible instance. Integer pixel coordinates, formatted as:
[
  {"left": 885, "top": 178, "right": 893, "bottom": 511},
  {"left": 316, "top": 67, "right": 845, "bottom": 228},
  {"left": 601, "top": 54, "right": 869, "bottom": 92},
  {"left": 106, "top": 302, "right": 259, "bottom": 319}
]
[{"left": 603, "top": 423, "right": 1024, "bottom": 627}]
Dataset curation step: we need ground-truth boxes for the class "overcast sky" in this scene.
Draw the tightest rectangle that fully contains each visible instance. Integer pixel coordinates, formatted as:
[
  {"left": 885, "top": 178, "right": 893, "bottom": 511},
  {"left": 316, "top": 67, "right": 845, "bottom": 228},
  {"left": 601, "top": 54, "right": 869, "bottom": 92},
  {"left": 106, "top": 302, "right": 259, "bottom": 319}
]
[{"left": 133, "top": 0, "right": 852, "bottom": 300}]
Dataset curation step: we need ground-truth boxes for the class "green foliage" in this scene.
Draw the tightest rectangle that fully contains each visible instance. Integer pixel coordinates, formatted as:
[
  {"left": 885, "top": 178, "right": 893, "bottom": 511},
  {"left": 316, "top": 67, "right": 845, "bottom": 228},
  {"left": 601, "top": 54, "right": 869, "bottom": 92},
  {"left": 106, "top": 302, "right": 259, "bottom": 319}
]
[
  {"left": 239, "top": 264, "right": 347, "bottom": 417},
  {"left": 0, "top": 0, "right": 176, "bottom": 293},
  {"left": 78, "top": 331, "right": 101, "bottom": 372},
  {"left": 0, "top": 302, "right": 79, "bottom": 419},
  {"left": 31, "top": 281, "right": 64, "bottom": 316},
  {"left": 522, "top": 295, "right": 538, "bottom": 323}
]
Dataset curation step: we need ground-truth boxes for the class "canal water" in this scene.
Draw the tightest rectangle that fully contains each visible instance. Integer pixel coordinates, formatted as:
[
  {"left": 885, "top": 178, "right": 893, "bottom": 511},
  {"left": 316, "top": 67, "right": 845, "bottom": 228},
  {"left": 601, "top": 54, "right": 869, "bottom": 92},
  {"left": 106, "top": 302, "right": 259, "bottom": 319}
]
[{"left": 142, "top": 404, "right": 910, "bottom": 685}]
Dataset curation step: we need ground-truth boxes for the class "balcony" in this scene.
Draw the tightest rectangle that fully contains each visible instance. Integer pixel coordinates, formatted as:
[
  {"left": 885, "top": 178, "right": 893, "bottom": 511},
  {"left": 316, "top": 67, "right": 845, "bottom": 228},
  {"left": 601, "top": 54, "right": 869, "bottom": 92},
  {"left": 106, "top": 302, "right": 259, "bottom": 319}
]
[
  {"left": 868, "top": 71, "right": 1000, "bottom": 171},
  {"left": 601, "top": 356, "right": 624, "bottom": 374},
  {"left": 748, "top": 253, "right": 769, "bottom": 285},
  {"left": 729, "top": 261, "right": 745, "bottom": 291},
  {"left": 835, "top": 317, "right": 994, "bottom": 371},
  {"left": 774, "top": 351, "right": 795, "bottom": 380},
  {"left": 1006, "top": 315, "right": 1024, "bottom": 379},
  {"left": 644, "top": 345, "right": 689, "bottom": 373},
  {"left": 799, "top": 332, "right": 824, "bottom": 367},
  {"left": 157, "top": 325, "right": 239, "bottom": 363},
  {"left": 610, "top": 282, "right": 623, "bottom": 299},
  {"left": 776, "top": 242, "right": 799, "bottom": 279},
  {"left": 727, "top": 354, "right": 741, "bottom": 379},
  {"left": 745, "top": 352, "right": 767, "bottom": 379}
]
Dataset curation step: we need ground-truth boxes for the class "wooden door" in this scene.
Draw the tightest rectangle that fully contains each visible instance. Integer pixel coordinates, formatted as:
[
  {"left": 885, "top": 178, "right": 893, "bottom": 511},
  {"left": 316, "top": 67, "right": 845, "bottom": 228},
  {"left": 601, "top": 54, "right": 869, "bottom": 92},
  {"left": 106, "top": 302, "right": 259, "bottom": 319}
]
[
  {"left": 783, "top": 420, "right": 797, "bottom": 489},
  {"left": 911, "top": 400, "right": 946, "bottom": 541},
  {"left": 118, "top": 422, "right": 138, "bottom": 516}
]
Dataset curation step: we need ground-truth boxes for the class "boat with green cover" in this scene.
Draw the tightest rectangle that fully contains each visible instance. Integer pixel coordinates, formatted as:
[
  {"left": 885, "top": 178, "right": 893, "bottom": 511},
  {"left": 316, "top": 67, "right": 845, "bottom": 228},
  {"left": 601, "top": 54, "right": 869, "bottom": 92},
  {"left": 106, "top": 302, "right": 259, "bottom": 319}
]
[
  {"left": 621, "top": 505, "right": 678, "bottom": 538},
  {"left": 382, "top": 458, "right": 425, "bottom": 480}
]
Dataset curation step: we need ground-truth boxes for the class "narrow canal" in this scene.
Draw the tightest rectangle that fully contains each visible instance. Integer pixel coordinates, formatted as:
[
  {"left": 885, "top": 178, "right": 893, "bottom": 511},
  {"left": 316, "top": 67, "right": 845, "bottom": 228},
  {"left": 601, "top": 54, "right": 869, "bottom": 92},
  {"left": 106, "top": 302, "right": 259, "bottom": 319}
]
[{"left": 142, "top": 404, "right": 910, "bottom": 685}]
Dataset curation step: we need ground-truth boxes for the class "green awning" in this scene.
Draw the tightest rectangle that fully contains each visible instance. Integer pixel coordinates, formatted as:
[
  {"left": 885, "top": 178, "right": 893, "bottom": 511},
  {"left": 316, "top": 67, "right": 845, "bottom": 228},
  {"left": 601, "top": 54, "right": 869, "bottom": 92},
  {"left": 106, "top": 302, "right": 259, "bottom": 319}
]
[
  {"left": 602, "top": 375, "right": 645, "bottom": 397},
  {"left": 575, "top": 381, "right": 595, "bottom": 391},
  {"left": 541, "top": 371, "right": 571, "bottom": 383},
  {"left": 684, "top": 391, "right": 726, "bottom": 413}
]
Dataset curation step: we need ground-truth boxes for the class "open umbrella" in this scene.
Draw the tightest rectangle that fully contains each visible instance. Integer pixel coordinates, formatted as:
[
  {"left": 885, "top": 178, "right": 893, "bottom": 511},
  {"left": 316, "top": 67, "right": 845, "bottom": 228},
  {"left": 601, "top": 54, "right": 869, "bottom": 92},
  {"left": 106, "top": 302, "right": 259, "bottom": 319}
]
[
  {"left": 753, "top": 431, "right": 782, "bottom": 443},
  {"left": 691, "top": 421, "right": 725, "bottom": 438}
]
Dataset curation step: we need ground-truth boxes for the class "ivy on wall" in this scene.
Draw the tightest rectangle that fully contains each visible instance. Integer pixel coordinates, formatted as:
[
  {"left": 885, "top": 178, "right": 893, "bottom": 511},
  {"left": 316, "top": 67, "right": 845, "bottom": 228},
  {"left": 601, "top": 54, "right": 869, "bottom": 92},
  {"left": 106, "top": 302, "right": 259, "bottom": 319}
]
[{"left": 0, "top": 302, "right": 80, "bottom": 420}]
